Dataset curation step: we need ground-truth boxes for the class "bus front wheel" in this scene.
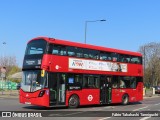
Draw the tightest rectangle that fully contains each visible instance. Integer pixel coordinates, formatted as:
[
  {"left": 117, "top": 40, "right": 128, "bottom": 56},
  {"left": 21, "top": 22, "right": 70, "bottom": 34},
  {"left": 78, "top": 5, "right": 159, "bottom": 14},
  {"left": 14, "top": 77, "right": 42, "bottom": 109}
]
[
  {"left": 122, "top": 94, "right": 129, "bottom": 105},
  {"left": 68, "top": 95, "right": 79, "bottom": 108}
]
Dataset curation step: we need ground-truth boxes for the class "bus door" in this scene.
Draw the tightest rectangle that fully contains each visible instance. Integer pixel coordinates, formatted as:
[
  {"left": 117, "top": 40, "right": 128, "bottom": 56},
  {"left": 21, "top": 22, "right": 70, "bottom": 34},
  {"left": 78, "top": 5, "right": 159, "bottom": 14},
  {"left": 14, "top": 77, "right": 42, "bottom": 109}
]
[
  {"left": 49, "top": 73, "right": 66, "bottom": 106},
  {"left": 57, "top": 73, "right": 66, "bottom": 105},
  {"left": 130, "top": 77, "right": 137, "bottom": 101},
  {"left": 100, "top": 76, "right": 112, "bottom": 104}
]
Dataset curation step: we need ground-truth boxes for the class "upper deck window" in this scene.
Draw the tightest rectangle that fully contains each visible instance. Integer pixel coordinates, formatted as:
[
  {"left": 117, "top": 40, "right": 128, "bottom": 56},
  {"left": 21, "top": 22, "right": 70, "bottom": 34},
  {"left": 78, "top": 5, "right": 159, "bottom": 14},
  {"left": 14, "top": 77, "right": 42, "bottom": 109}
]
[
  {"left": 112, "top": 53, "right": 119, "bottom": 61},
  {"left": 83, "top": 49, "right": 99, "bottom": 59},
  {"left": 25, "top": 39, "right": 47, "bottom": 55},
  {"left": 52, "top": 45, "right": 67, "bottom": 56},
  {"left": 67, "top": 46, "right": 76, "bottom": 57},
  {"left": 100, "top": 51, "right": 112, "bottom": 61},
  {"left": 130, "top": 56, "right": 142, "bottom": 64},
  {"left": 119, "top": 54, "right": 131, "bottom": 63}
]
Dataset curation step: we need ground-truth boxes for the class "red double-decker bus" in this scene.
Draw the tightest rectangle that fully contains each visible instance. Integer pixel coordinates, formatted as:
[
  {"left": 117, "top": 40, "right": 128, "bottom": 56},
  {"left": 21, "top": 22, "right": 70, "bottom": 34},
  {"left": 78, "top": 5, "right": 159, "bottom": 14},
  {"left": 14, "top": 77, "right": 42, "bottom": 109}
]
[{"left": 19, "top": 37, "right": 143, "bottom": 108}]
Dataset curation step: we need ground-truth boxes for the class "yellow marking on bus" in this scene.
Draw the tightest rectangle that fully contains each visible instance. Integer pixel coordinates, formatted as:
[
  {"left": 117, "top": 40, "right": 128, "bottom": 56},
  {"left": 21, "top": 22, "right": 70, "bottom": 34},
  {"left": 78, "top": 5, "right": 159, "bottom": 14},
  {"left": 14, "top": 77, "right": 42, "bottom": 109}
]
[{"left": 41, "top": 70, "right": 45, "bottom": 77}]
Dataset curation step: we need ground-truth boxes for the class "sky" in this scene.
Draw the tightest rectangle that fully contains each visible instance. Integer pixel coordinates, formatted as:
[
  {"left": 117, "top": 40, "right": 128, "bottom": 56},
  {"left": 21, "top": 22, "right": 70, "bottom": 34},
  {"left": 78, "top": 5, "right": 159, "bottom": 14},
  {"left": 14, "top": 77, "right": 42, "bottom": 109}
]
[{"left": 0, "top": 0, "right": 160, "bottom": 67}]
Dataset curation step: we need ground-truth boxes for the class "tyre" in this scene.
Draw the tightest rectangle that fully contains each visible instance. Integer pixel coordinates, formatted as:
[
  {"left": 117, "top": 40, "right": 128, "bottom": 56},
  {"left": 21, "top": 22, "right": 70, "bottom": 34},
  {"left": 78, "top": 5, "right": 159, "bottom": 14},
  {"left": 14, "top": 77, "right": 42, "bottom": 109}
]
[
  {"left": 122, "top": 94, "right": 129, "bottom": 105},
  {"left": 68, "top": 95, "right": 79, "bottom": 108}
]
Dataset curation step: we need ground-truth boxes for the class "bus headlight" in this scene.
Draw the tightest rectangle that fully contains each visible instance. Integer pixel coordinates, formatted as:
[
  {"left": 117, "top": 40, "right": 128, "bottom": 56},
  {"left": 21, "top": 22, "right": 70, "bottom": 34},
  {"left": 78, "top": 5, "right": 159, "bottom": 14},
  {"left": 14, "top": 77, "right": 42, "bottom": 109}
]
[{"left": 38, "top": 90, "right": 45, "bottom": 97}]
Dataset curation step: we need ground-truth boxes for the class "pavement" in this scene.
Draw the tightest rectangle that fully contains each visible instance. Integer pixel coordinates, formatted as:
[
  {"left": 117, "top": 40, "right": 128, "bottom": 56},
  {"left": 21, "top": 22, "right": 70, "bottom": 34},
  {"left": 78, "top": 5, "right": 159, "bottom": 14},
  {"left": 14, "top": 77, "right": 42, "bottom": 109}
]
[
  {"left": 0, "top": 90, "right": 19, "bottom": 98},
  {"left": 143, "top": 94, "right": 160, "bottom": 99}
]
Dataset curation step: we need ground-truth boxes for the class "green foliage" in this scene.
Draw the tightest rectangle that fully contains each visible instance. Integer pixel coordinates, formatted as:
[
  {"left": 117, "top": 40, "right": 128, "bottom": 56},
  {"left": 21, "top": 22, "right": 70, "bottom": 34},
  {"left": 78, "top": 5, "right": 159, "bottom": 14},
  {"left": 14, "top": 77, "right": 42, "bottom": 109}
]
[
  {"left": 7, "top": 66, "right": 21, "bottom": 77},
  {"left": 9, "top": 78, "right": 21, "bottom": 83},
  {"left": 0, "top": 55, "right": 21, "bottom": 78}
]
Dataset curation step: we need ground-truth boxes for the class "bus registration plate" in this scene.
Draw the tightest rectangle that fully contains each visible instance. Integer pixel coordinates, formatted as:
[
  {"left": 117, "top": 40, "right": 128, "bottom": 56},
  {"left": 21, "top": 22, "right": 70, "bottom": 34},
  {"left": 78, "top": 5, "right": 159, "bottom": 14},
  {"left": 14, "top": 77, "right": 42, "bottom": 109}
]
[{"left": 25, "top": 102, "right": 31, "bottom": 105}]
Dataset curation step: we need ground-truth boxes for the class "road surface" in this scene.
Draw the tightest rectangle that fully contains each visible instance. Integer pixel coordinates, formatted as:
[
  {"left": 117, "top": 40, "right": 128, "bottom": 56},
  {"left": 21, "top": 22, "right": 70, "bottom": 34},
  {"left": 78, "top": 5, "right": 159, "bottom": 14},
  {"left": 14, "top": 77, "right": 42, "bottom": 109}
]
[{"left": 0, "top": 96, "right": 160, "bottom": 120}]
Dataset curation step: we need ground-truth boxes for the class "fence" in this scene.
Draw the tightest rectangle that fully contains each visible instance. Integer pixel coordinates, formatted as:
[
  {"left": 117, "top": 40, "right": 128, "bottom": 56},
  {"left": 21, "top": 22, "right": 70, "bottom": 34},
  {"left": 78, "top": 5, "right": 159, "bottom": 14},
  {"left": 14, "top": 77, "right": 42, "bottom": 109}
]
[{"left": 0, "top": 81, "right": 18, "bottom": 90}]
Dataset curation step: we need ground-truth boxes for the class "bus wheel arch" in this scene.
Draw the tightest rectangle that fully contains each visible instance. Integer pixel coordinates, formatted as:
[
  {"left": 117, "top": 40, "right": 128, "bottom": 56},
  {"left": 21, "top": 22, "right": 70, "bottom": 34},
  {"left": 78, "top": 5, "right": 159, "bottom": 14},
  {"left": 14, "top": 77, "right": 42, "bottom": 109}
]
[
  {"left": 68, "top": 94, "right": 80, "bottom": 108},
  {"left": 122, "top": 94, "right": 129, "bottom": 105}
]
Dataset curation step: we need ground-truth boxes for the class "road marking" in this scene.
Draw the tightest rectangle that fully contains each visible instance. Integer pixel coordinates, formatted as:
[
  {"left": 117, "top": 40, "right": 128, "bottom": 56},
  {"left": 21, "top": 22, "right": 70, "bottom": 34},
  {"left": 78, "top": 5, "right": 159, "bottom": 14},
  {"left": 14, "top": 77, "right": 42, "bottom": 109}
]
[
  {"left": 132, "top": 106, "right": 148, "bottom": 111},
  {"left": 64, "top": 111, "right": 86, "bottom": 116},
  {"left": 104, "top": 106, "right": 115, "bottom": 109},
  {"left": 95, "top": 109, "right": 103, "bottom": 111},
  {"left": 154, "top": 103, "right": 160, "bottom": 105},
  {"left": 140, "top": 117, "right": 151, "bottom": 120},
  {"left": 98, "top": 117, "right": 111, "bottom": 120},
  {"left": 91, "top": 106, "right": 113, "bottom": 111}
]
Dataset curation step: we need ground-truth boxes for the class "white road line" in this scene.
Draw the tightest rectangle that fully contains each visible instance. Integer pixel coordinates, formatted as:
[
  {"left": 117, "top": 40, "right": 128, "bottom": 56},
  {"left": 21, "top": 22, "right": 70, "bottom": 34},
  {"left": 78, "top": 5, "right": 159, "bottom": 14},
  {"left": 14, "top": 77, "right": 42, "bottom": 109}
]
[
  {"left": 104, "top": 106, "right": 115, "bottom": 109},
  {"left": 98, "top": 117, "right": 111, "bottom": 120},
  {"left": 132, "top": 106, "right": 148, "bottom": 111},
  {"left": 139, "top": 117, "right": 151, "bottom": 120},
  {"left": 154, "top": 103, "right": 160, "bottom": 105},
  {"left": 95, "top": 109, "right": 103, "bottom": 111},
  {"left": 64, "top": 111, "right": 86, "bottom": 116},
  {"left": 92, "top": 106, "right": 113, "bottom": 111}
]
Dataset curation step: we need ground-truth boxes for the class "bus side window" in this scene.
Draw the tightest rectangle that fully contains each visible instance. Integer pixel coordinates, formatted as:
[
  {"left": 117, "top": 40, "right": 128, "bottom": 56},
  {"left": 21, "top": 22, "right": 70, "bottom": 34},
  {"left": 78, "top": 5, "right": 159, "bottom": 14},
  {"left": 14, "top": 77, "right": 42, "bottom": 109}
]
[
  {"left": 60, "top": 73, "right": 66, "bottom": 84},
  {"left": 83, "top": 75, "right": 99, "bottom": 88},
  {"left": 83, "top": 49, "right": 89, "bottom": 58},
  {"left": 47, "top": 43, "right": 53, "bottom": 54},
  {"left": 119, "top": 54, "right": 130, "bottom": 63},
  {"left": 119, "top": 77, "right": 132, "bottom": 88},
  {"left": 112, "top": 53, "right": 118, "bottom": 62},
  {"left": 68, "top": 74, "right": 75, "bottom": 88},
  {"left": 119, "top": 77, "right": 126, "bottom": 88},
  {"left": 136, "top": 77, "right": 143, "bottom": 87},
  {"left": 94, "top": 76, "right": 100, "bottom": 88},
  {"left": 59, "top": 46, "right": 67, "bottom": 56},
  {"left": 67, "top": 46, "right": 76, "bottom": 56},
  {"left": 87, "top": 76, "right": 95, "bottom": 88},
  {"left": 130, "top": 56, "right": 141, "bottom": 64},
  {"left": 74, "top": 74, "right": 82, "bottom": 85},
  {"left": 76, "top": 48, "right": 83, "bottom": 58},
  {"left": 52, "top": 45, "right": 59, "bottom": 55},
  {"left": 89, "top": 50, "right": 99, "bottom": 59},
  {"left": 100, "top": 52, "right": 112, "bottom": 61},
  {"left": 88, "top": 50, "right": 94, "bottom": 59},
  {"left": 130, "top": 77, "right": 136, "bottom": 88},
  {"left": 52, "top": 45, "right": 66, "bottom": 56},
  {"left": 83, "top": 76, "right": 88, "bottom": 88},
  {"left": 100, "top": 52, "right": 107, "bottom": 60},
  {"left": 112, "top": 77, "right": 118, "bottom": 88},
  {"left": 125, "top": 55, "right": 131, "bottom": 63}
]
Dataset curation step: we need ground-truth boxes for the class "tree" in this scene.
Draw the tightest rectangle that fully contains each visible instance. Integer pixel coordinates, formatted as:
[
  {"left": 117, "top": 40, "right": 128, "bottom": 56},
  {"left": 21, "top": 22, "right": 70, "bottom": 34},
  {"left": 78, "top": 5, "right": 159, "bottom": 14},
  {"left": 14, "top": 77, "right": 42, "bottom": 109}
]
[
  {"left": 0, "top": 55, "right": 21, "bottom": 78},
  {"left": 139, "top": 42, "right": 160, "bottom": 87}
]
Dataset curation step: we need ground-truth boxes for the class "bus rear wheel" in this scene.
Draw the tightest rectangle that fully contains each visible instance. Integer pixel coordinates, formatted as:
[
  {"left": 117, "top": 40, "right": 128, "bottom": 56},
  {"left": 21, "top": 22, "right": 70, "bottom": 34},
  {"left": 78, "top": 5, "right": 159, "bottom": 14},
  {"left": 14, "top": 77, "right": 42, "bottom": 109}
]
[
  {"left": 122, "top": 94, "right": 129, "bottom": 105},
  {"left": 68, "top": 95, "right": 79, "bottom": 108}
]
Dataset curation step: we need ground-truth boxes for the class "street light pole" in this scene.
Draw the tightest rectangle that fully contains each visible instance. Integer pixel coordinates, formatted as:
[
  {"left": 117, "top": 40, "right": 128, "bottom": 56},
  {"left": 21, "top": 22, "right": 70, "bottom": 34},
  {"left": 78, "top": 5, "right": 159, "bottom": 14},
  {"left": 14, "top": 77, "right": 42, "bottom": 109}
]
[
  {"left": 1, "top": 42, "right": 6, "bottom": 95},
  {"left": 84, "top": 19, "right": 106, "bottom": 44},
  {"left": 3, "top": 42, "right": 6, "bottom": 58}
]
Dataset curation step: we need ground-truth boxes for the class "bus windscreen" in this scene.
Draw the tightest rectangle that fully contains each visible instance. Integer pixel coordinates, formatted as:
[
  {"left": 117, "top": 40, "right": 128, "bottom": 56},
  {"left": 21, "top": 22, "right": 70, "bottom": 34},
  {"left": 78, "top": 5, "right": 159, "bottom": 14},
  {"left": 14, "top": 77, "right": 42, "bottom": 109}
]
[
  {"left": 25, "top": 39, "right": 47, "bottom": 55},
  {"left": 21, "top": 70, "right": 46, "bottom": 92}
]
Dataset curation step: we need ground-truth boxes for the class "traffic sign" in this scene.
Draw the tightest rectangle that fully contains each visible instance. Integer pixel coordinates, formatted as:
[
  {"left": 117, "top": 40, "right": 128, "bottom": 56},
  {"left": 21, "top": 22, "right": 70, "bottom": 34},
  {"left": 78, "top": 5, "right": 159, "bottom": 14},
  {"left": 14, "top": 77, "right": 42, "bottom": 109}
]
[{"left": 1, "top": 67, "right": 6, "bottom": 73}]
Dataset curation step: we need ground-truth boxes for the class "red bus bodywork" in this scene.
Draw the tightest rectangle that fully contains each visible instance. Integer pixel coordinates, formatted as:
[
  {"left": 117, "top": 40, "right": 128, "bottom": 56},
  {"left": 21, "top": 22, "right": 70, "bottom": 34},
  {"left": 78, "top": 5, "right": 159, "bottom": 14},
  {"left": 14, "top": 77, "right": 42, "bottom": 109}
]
[{"left": 20, "top": 37, "right": 143, "bottom": 107}]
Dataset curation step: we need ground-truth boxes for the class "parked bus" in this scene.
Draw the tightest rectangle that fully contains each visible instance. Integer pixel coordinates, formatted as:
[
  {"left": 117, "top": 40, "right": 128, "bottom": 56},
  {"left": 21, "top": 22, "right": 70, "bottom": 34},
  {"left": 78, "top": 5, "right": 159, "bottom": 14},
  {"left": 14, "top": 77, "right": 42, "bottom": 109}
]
[{"left": 19, "top": 37, "right": 143, "bottom": 108}]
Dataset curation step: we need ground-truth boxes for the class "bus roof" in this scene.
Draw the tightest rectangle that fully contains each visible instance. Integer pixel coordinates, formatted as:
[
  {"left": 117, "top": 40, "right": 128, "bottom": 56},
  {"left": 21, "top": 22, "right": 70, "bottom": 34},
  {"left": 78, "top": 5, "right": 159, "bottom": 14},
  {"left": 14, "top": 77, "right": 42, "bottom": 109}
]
[{"left": 30, "top": 37, "right": 142, "bottom": 57}]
